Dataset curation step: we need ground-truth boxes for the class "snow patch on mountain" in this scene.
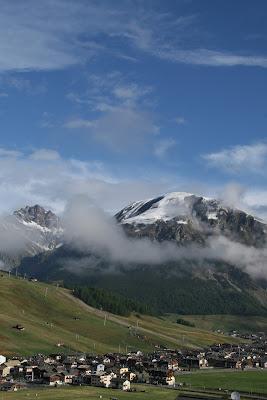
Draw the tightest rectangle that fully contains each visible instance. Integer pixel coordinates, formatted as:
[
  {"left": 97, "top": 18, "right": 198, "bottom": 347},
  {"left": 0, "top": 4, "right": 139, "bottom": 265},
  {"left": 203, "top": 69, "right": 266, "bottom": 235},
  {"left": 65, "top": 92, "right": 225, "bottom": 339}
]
[
  {"left": 117, "top": 192, "right": 209, "bottom": 224},
  {"left": 0, "top": 205, "right": 63, "bottom": 269}
]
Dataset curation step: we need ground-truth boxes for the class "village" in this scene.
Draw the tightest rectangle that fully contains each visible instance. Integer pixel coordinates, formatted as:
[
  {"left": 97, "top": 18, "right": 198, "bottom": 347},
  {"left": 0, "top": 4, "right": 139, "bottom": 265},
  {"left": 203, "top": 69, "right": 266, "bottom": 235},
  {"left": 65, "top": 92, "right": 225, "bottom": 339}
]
[{"left": 1, "top": 332, "right": 266, "bottom": 393}]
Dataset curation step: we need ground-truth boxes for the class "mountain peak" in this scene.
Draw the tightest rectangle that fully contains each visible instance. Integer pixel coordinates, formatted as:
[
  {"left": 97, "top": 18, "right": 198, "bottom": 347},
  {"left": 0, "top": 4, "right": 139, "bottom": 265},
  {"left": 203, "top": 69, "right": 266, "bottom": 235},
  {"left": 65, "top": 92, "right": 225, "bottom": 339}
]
[
  {"left": 116, "top": 191, "right": 266, "bottom": 247},
  {"left": 14, "top": 204, "right": 59, "bottom": 229},
  {"left": 116, "top": 191, "right": 211, "bottom": 225}
]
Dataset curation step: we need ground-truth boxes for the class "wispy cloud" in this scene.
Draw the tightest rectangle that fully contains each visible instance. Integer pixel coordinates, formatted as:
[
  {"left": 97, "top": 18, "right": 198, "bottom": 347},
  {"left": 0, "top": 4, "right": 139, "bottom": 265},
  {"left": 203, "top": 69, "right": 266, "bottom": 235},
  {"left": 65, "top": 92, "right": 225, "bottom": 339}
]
[
  {"left": 154, "top": 138, "right": 177, "bottom": 159},
  {"left": 64, "top": 119, "right": 95, "bottom": 129},
  {"left": 155, "top": 48, "right": 267, "bottom": 68},
  {"left": 65, "top": 72, "right": 158, "bottom": 152},
  {"left": 203, "top": 142, "right": 267, "bottom": 173},
  {"left": 0, "top": 148, "right": 22, "bottom": 158},
  {"left": 175, "top": 116, "right": 186, "bottom": 125},
  {"left": 0, "top": 147, "right": 170, "bottom": 214},
  {"left": 1, "top": 0, "right": 267, "bottom": 72}
]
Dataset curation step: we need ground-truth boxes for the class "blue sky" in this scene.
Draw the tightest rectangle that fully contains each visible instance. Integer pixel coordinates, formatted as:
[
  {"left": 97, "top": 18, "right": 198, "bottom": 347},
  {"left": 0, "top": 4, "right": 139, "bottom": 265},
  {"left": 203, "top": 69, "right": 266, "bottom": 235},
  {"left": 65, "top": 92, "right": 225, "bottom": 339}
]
[{"left": 0, "top": 0, "right": 267, "bottom": 216}]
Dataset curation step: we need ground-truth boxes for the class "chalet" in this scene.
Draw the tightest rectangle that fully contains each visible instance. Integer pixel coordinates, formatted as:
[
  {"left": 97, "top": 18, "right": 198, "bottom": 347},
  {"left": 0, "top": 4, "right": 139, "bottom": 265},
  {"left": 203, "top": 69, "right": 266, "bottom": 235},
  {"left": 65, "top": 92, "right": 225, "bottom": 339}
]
[
  {"left": 77, "top": 364, "right": 91, "bottom": 375},
  {"left": 0, "top": 356, "right": 6, "bottom": 366},
  {"left": 110, "top": 377, "right": 130, "bottom": 390},
  {"left": 0, "top": 360, "right": 21, "bottom": 378},
  {"left": 166, "top": 371, "right": 176, "bottom": 386},
  {"left": 122, "top": 379, "right": 130, "bottom": 391},
  {"left": 61, "top": 372, "right": 75, "bottom": 384},
  {"left": 199, "top": 357, "right": 209, "bottom": 368},
  {"left": 124, "top": 371, "right": 136, "bottom": 381},
  {"left": 91, "top": 372, "right": 112, "bottom": 388},
  {"left": 207, "top": 357, "right": 236, "bottom": 369},
  {"left": 96, "top": 363, "right": 105, "bottom": 373},
  {"left": 44, "top": 372, "right": 65, "bottom": 386},
  {"left": 149, "top": 369, "right": 174, "bottom": 385}
]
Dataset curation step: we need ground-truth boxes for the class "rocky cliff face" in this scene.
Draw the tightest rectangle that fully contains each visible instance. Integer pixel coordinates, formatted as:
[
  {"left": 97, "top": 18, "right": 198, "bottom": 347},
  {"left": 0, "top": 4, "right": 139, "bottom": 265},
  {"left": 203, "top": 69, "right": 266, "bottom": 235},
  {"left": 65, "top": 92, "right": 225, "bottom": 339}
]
[
  {"left": 116, "top": 192, "right": 267, "bottom": 247},
  {"left": 0, "top": 205, "right": 62, "bottom": 270},
  {"left": 14, "top": 204, "right": 60, "bottom": 230}
]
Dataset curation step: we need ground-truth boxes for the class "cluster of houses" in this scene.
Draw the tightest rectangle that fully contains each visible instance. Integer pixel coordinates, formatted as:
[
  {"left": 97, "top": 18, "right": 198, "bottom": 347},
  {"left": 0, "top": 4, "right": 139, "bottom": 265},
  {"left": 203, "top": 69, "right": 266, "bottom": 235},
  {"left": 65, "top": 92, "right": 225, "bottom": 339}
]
[{"left": 0, "top": 334, "right": 266, "bottom": 392}]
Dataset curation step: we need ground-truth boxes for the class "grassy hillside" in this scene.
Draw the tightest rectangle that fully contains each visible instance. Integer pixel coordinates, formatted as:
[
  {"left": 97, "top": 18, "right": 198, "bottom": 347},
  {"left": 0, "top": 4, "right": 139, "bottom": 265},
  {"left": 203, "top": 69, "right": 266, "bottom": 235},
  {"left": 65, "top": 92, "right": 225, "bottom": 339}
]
[
  {"left": 167, "top": 314, "right": 267, "bottom": 333},
  {"left": 0, "top": 273, "right": 239, "bottom": 356}
]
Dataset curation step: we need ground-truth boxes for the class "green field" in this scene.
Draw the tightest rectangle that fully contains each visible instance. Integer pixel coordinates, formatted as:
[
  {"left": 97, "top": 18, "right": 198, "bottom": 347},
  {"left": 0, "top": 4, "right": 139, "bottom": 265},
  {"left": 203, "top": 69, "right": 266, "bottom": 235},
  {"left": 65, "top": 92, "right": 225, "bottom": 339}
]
[
  {"left": 167, "top": 314, "right": 267, "bottom": 334},
  {"left": 0, "top": 273, "right": 237, "bottom": 355},
  {"left": 0, "top": 385, "right": 177, "bottom": 400},
  {"left": 176, "top": 369, "right": 267, "bottom": 394}
]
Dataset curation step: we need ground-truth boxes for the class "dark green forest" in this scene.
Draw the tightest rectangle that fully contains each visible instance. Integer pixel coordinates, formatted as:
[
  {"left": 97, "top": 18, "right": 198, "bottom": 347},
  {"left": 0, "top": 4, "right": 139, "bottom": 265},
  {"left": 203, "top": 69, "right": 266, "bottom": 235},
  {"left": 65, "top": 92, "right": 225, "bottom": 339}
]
[
  {"left": 73, "top": 286, "right": 153, "bottom": 316},
  {"left": 18, "top": 246, "right": 267, "bottom": 317}
]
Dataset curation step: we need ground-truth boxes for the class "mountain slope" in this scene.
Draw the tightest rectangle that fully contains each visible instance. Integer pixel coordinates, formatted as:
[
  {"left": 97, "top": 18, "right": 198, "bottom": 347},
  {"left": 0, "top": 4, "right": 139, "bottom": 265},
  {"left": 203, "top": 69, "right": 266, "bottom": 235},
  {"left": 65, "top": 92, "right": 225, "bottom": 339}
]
[
  {"left": 0, "top": 205, "right": 62, "bottom": 269},
  {"left": 18, "top": 245, "right": 267, "bottom": 316},
  {"left": 16, "top": 191, "right": 267, "bottom": 316},
  {"left": 116, "top": 192, "right": 267, "bottom": 246},
  {"left": 0, "top": 273, "right": 237, "bottom": 356}
]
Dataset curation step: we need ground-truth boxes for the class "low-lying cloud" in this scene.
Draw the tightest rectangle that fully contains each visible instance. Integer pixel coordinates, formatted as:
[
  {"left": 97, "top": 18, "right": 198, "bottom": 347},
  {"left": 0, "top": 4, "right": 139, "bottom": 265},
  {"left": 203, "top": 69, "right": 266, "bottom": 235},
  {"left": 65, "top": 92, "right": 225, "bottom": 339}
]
[{"left": 62, "top": 195, "right": 267, "bottom": 280}]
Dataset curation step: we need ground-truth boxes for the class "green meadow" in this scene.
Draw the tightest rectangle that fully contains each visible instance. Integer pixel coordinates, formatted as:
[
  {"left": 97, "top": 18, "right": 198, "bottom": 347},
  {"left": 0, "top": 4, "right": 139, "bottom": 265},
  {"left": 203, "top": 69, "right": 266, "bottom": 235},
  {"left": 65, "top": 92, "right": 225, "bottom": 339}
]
[
  {"left": 0, "top": 273, "right": 237, "bottom": 356},
  {"left": 176, "top": 369, "right": 267, "bottom": 394}
]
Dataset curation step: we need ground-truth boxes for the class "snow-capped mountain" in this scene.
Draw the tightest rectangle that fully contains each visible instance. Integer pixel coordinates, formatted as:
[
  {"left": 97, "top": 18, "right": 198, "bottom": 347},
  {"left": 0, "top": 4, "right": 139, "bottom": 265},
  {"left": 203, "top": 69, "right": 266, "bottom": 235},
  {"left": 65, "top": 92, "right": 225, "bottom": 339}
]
[
  {"left": 14, "top": 194, "right": 267, "bottom": 315},
  {"left": 116, "top": 192, "right": 266, "bottom": 247},
  {"left": 0, "top": 205, "right": 62, "bottom": 270}
]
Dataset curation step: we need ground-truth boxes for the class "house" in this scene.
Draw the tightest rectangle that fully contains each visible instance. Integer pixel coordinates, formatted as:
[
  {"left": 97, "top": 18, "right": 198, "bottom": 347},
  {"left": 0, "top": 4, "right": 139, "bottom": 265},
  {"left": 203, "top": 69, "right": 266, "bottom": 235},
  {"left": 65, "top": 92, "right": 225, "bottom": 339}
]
[
  {"left": 125, "top": 371, "right": 136, "bottom": 381},
  {"left": 110, "top": 377, "right": 130, "bottom": 390},
  {"left": 0, "top": 356, "right": 6, "bottom": 366},
  {"left": 149, "top": 369, "right": 171, "bottom": 385},
  {"left": 115, "top": 367, "right": 129, "bottom": 376},
  {"left": 91, "top": 372, "right": 112, "bottom": 388},
  {"left": 0, "top": 360, "right": 21, "bottom": 378},
  {"left": 199, "top": 357, "right": 209, "bottom": 368},
  {"left": 122, "top": 379, "right": 130, "bottom": 391},
  {"left": 96, "top": 363, "right": 105, "bottom": 373},
  {"left": 62, "top": 372, "right": 75, "bottom": 384},
  {"left": 44, "top": 373, "right": 65, "bottom": 386},
  {"left": 166, "top": 371, "right": 175, "bottom": 386},
  {"left": 168, "top": 359, "right": 179, "bottom": 371}
]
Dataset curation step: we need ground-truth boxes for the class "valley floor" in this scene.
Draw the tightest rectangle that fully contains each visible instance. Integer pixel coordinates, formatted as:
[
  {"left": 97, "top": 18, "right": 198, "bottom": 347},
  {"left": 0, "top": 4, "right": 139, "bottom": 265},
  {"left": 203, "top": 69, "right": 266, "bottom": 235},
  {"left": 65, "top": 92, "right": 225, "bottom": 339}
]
[
  {"left": 0, "top": 384, "right": 177, "bottom": 400},
  {"left": 176, "top": 369, "right": 267, "bottom": 394},
  {"left": 2, "top": 371, "right": 267, "bottom": 400}
]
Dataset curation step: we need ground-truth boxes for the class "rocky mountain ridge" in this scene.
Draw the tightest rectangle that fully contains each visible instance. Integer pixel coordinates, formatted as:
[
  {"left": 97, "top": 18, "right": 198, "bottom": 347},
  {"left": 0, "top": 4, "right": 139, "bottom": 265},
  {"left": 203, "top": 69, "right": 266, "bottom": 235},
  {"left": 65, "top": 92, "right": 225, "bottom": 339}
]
[
  {"left": 0, "top": 205, "right": 62, "bottom": 269},
  {"left": 116, "top": 192, "right": 267, "bottom": 247},
  {"left": 8, "top": 193, "right": 267, "bottom": 315}
]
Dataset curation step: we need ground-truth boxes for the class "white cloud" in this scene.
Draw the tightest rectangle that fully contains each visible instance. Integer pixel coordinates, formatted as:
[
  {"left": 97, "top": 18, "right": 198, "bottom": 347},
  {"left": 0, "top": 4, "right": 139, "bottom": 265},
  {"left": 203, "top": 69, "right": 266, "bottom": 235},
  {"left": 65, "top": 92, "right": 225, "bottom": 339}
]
[
  {"left": 64, "top": 119, "right": 95, "bottom": 129},
  {"left": 156, "top": 48, "right": 267, "bottom": 68},
  {"left": 0, "top": 148, "right": 22, "bottom": 158},
  {"left": 0, "top": 147, "right": 170, "bottom": 215},
  {"left": 154, "top": 138, "right": 177, "bottom": 159},
  {"left": 203, "top": 142, "right": 267, "bottom": 173},
  {"left": 30, "top": 149, "right": 61, "bottom": 161},
  {"left": 62, "top": 196, "right": 267, "bottom": 279},
  {"left": 175, "top": 116, "right": 186, "bottom": 125},
  {"left": 91, "top": 106, "right": 158, "bottom": 151},
  {"left": 1, "top": 1, "right": 267, "bottom": 72},
  {"left": 65, "top": 73, "right": 158, "bottom": 152},
  {"left": 113, "top": 83, "right": 151, "bottom": 103}
]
